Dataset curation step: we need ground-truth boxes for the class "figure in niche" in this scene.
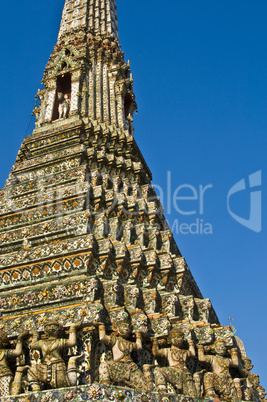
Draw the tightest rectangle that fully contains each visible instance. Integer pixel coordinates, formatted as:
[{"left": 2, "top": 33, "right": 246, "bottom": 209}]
[
  {"left": 0, "top": 330, "right": 28, "bottom": 396},
  {"left": 27, "top": 321, "right": 82, "bottom": 391},
  {"left": 198, "top": 340, "right": 239, "bottom": 400},
  {"left": 94, "top": 320, "right": 151, "bottom": 391},
  {"left": 58, "top": 92, "right": 70, "bottom": 119},
  {"left": 152, "top": 329, "right": 197, "bottom": 396}
]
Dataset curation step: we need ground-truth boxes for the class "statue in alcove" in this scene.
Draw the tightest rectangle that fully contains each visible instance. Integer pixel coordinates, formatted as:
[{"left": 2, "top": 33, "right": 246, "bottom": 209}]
[
  {"left": 27, "top": 321, "right": 82, "bottom": 391},
  {"left": 58, "top": 92, "right": 70, "bottom": 119}
]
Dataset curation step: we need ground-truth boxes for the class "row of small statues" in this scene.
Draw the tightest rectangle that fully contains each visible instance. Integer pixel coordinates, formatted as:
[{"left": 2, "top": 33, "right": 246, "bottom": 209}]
[
  {"left": 0, "top": 320, "right": 265, "bottom": 401},
  {"left": 95, "top": 321, "right": 264, "bottom": 401}
]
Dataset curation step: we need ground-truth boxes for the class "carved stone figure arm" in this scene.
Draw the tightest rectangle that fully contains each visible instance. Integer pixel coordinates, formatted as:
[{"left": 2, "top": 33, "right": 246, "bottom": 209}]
[
  {"left": 152, "top": 338, "right": 167, "bottom": 359},
  {"left": 65, "top": 325, "right": 77, "bottom": 348},
  {"left": 9, "top": 330, "right": 29, "bottom": 357},
  {"left": 132, "top": 332, "right": 142, "bottom": 351},
  {"left": 197, "top": 344, "right": 210, "bottom": 364},
  {"left": 9, "top": 341, "right": 22, "bottom": 358},
  {"left": 230, "top": 347, "right": 239, "bottom": 367},
  {"left": 65, "top": 323, "right": 81, "bottom": 348},
  {"left": 29, "top": 330, "right": 41, "bottom": 351},
  {"left": 98, "top": 324, "right": 112, "bottom": 346},
  {"left": 188, "top": 340, "right": 196, "bottom": 358}
]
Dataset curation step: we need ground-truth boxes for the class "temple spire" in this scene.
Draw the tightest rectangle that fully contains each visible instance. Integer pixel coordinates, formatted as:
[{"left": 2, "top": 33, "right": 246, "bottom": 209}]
[
  {"left": 58, "top": 0, "right": 119, "bottom": 41},
  {"left": 34, "top": 0, "right": 135, "bottom": 133},
  {"left": 0, "top": 0, "right": 265, "bottom": 399}
]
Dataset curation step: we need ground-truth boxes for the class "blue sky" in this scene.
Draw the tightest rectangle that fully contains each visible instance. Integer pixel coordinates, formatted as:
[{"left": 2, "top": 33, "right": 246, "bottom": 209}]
[{"left": 0, "top": 0, "right": 266, "bottom": 388}]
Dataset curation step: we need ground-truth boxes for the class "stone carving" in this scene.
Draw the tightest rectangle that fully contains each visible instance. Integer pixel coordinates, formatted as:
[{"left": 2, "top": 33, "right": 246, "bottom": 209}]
[
  {"left": 248, "top": 374, "right": 261, "bottom": 401},
  {"left": 197, "top": 339, "right": 239, "bottom": 400},
  {"left": 258, "top": 385, "right": 267, "bottom": 402},
  {"left": 32, "top": 104, "right": 41, "bottom": 122},
  {"left": 0, "top": 321, "right": 264, "bottom": 399},
  {"left": 27, "top": 321, "right": 81, "bottom": 391},
  {"left": 152, "top": 329, "right": 197, "bottom": 396},
  {"left": 58, "top": 93, "right": 70, "bottom": 119},
  {"left": 33, "top": 89, "right": 46, "bottom": 127},
  {"left": 240, "top": 357, "right": 255, "bottom": 401},
  {"left": 95, "top": 320, "right": 150, "bottom": 391},
  {"left": 240, "top": 357, "right": 265, "bottom": 402},
  {"left": 0, "top": 330, "right": 28, "bottom": 397}
]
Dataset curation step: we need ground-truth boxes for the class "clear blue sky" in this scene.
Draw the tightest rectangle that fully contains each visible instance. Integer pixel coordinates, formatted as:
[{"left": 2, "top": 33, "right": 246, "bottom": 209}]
[{"left": 0, "top": 0, "right": 266, "bottom": 389}]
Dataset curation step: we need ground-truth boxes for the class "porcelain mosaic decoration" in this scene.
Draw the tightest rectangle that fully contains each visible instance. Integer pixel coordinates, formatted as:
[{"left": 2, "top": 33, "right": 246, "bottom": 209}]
[{"left": 0, "top": 1, "right": 265, "bottom": 401}]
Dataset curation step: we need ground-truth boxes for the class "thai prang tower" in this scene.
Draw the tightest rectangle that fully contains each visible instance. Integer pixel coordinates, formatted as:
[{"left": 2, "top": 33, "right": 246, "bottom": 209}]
[{"left": 0, "top": 0, "right": 265, "bottom": 401}]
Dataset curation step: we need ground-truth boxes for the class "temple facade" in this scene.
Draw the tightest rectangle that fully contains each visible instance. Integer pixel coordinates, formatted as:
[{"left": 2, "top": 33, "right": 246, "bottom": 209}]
[{"left": 0, "top": 1, "right": 265, "bottom": 401}]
